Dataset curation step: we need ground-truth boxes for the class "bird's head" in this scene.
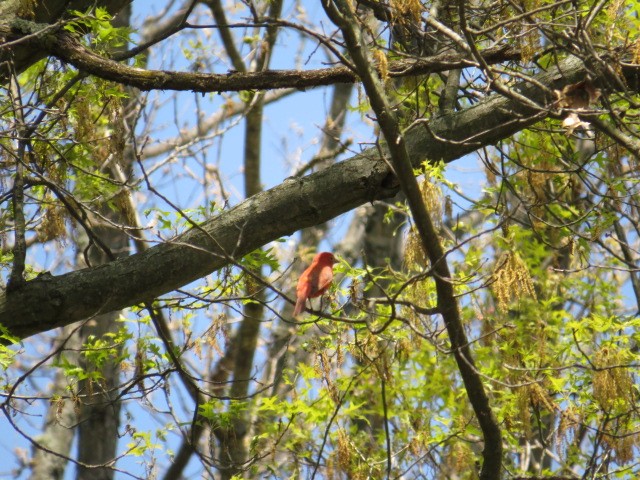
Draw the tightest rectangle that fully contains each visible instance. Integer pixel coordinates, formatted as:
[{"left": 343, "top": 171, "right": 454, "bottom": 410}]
[{"left": 316, "top": 252, "right": 336, "bottom": 265}]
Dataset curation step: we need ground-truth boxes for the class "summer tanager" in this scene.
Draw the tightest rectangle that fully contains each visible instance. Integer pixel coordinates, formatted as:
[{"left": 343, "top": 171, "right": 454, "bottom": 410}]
[{"left": 293, "top": 252, "right": 336, "bottom": 317}]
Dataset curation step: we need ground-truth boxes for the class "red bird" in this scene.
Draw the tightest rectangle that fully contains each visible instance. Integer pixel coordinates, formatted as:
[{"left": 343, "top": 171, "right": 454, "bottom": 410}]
[{"left": 293, "top": 252, "right": 336, "bottom": 317}]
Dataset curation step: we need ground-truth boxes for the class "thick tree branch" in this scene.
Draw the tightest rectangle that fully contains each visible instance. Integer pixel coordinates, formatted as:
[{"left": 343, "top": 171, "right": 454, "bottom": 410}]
[
  {"left": 0, "top": 20, "right": 521, "bottom": 92},
  {"left": 0, "top": 55, "right": 612, "bottom": 341}
]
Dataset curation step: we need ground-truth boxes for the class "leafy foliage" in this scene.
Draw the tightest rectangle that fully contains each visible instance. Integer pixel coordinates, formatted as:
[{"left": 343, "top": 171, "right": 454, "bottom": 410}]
[{"left": 2, "top": 0, "right": 640, "bottom": 479}]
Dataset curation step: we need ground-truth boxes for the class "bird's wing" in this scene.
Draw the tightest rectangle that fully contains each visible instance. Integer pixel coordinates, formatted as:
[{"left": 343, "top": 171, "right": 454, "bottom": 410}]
[
  {"left": 316, "top": 265, "right": 333, "bottom": 293},
  {"left": 306, "top": 267, "right": 323, "bottom": 297}
]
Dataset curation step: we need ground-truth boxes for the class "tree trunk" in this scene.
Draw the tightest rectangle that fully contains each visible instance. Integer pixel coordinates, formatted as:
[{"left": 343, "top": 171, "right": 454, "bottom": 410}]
[{"left": 29, "top": 326, "right": 82, "bottom": 480}]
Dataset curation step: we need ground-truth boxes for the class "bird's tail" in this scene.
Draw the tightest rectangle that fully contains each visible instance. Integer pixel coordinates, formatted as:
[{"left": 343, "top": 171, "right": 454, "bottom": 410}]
[{"left": 293, "top": 297, "right": 306, "bottom": 317}]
